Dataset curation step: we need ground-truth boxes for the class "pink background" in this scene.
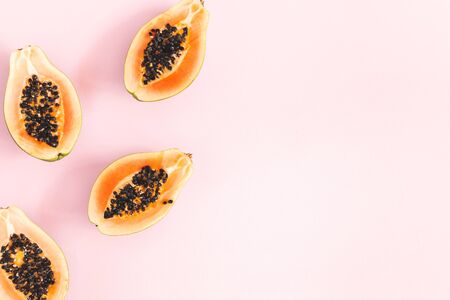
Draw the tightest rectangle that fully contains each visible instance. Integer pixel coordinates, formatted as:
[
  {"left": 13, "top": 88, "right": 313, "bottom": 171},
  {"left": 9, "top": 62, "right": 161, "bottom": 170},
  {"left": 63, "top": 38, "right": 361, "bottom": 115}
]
[{"left": 1, "top": 0, "right": 450, "bottom": 299}]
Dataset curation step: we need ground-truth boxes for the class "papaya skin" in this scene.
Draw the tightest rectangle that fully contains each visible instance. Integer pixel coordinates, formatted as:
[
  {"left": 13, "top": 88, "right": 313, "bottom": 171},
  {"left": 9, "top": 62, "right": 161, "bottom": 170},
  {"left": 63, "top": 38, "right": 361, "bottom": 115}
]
[
  {"left": 124, "top": 0, "right": 209, "bottom": 102},
  {"left": 88, "top": 149, "right": 193, "bottom": 235},
  {"left": 0, "top": 206, "right": 69, "bottom": 300},
  {"left": 3, "top": 45, "right": 82, "bottom": 162}
]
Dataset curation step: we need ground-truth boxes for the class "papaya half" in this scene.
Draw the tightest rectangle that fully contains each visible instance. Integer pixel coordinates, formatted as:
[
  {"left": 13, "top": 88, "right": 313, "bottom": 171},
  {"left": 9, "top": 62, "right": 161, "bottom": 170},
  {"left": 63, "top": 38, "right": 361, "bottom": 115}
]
[
  {"left": 4, "top": 45, "right": 82, "bottom": 161},
  {"left": 124, "top": 0, "right": 209, "bottom": 102},
  {"left": 88, "top": 149, "right": 193, "bottom": 235},
  {"left": 0, "top": 206, "right": 69, "bottom": 300}
]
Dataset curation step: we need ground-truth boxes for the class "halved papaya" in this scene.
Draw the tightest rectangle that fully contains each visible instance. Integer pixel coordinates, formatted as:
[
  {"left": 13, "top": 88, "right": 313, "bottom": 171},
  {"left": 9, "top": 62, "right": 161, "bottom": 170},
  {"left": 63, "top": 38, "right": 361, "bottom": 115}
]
[
  {"left": 4, "top": 46, "right": 82, "bottom": 161},
  {"left": 124, "top": 0, "right": 209, "bottom": 102},
  {"left": 88, "top": 149, "right": 193, "bottom": 235},
  {"left": 0, "top": 206, "right": 69, "bottom": 300}
]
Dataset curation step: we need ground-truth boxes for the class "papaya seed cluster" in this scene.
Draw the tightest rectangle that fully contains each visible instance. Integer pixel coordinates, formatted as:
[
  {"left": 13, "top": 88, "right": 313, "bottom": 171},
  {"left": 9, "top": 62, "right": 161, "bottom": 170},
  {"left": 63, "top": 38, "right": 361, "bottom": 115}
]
[
  {"left": 20, "top": 74, "right": 61, "bottom": 148},
  {"left": 0, "top": 233, "right": 55, "bottom": 300},
  {"left": 104, "top": 165, "right": 168, "bottom": 219},
  {"left": 141, "top": 24, "right": 189, "bottom": 84}
]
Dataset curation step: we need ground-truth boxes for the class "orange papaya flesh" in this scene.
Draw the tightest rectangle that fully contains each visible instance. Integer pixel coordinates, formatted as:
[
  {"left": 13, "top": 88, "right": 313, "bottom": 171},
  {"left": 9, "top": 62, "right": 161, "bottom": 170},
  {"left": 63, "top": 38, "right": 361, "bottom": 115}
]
[
  {"left": 88, "top": 149, "right": 193, "bottom": 235},
  {"left": 0, "top": 206, "right": 69, "bottom": 300},
  {"left": 4, "top": 46, "right": 82, "bottom": 161},
  {"left": 124, "top": 0, "right": 209, "bottom": 101}
]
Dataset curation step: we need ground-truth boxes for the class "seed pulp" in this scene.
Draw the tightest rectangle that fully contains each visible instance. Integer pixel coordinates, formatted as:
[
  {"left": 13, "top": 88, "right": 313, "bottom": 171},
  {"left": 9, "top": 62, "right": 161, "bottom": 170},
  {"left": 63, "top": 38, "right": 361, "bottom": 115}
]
[
  {"left": 20, "top": 74, "right": 61, "bottom": 148},
  {"left": 0, "top": 233, "right": 55, "bottom": 300},
  {"left": 104, "top": 166, "right": 168, "bottom": 219},
  {"left": 141, "top": 24, "right": 189, "bottom": 84}
]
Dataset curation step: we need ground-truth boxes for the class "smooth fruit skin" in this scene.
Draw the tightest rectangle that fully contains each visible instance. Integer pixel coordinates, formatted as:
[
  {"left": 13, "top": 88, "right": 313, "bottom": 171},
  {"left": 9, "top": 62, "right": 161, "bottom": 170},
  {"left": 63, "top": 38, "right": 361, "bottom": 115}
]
[
  {"left": 0, "top": 206, "right": 69, "bottom": 300},
  {"left": 88, "top": 149, "right": 193, "bottom": 235},
  {"left": 124, "top": 0, "right": 209, "bottom": 102},
  {"left": 4, "top": 45, "right": 82, "bottom": 161}
]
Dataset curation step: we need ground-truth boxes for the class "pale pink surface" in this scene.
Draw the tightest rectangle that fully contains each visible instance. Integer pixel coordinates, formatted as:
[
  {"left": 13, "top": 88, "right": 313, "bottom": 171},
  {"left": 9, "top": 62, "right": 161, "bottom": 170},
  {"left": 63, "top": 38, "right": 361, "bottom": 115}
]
[{"left": 0, "top": 0, "right": 450, "bottom": 299}]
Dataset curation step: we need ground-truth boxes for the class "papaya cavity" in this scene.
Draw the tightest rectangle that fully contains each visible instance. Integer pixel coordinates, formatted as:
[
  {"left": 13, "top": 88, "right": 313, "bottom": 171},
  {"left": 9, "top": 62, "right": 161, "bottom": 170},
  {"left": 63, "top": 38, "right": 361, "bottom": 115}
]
[
  {"left": 104, "top": 166, "right": 168, "bottom": 219},
  {"left": 142, "top": 25, "right": 189, "bottom": 84},
  {"left": 21, "top": 75, "right": 63, "bottom": 148},
  {"left": 1, "top": 233, "right": 56, "bottom": 299}
]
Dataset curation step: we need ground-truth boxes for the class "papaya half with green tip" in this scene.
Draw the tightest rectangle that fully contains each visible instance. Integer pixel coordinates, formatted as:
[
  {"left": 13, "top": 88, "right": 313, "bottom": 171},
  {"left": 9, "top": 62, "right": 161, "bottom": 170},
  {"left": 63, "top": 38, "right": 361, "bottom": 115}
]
[
  {"left": 0, "top": 206, "right": 69, "bottom": 300},
  {"left": 4, "top": 45, "right": 82, "bottom": 161},
  {"left": 124, "top": 0, "right": 209, "bottom": 102},
  {"left": 88, "top": 149, "right": 193, "bottom": 235}
]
